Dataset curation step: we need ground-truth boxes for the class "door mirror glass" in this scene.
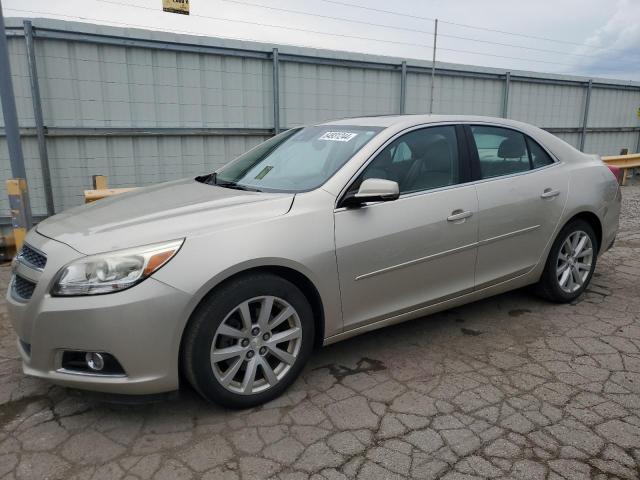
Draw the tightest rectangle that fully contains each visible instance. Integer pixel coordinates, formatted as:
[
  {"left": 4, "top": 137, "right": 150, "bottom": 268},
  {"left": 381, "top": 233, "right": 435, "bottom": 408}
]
[{"left": 342, "top": 178, "right": 400, "bottom": 208}]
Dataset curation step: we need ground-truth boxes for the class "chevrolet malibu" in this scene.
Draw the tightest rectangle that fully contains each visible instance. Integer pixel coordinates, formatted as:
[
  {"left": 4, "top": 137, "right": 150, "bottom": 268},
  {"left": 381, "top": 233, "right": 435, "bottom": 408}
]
[{"left": 7, "top": 115, "right": 621, "bottom": 408}]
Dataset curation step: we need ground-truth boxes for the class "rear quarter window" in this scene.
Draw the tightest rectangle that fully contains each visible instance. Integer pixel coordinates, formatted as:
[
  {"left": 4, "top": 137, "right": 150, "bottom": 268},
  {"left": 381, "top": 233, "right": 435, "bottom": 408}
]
[{"left": 527, "top": 137, "right": 555, "bottom": 168}]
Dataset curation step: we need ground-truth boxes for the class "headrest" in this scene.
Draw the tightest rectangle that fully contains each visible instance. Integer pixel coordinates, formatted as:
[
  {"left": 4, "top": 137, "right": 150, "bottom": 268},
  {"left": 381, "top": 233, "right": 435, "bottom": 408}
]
[{"left": 497, "top": 137, "right": 526, "bottom": 158}]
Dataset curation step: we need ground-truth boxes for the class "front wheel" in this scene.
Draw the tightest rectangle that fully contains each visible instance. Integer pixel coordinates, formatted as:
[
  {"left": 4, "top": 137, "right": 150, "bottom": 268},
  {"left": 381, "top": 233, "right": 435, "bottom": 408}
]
[
  {"left": 182, "top": 273, "right": 315, "bottom": 408},
  {"left": 536, "top": 219, "right": 598, "bottom": 303}
]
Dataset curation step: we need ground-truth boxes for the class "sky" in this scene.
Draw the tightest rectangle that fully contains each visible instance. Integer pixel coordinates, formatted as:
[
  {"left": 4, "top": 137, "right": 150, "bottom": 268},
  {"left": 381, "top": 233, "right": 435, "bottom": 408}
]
[{"left": 2, "top": 0, "right": 640, "bottom": 81}]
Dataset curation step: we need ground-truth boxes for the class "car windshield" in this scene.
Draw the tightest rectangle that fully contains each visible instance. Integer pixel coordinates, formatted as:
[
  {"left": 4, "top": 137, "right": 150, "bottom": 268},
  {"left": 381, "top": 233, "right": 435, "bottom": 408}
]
[{"left": 200, "top": 125, "right": 383, "bottom": 192}]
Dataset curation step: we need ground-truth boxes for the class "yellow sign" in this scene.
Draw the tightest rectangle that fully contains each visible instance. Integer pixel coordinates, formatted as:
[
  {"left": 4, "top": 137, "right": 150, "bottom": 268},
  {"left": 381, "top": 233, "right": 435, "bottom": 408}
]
[
  {"left": 162, "top": 0, "right": 189, "bottom": 15},
  {"left": 637, "top": 107, "right": 640, "bottom": 119}
]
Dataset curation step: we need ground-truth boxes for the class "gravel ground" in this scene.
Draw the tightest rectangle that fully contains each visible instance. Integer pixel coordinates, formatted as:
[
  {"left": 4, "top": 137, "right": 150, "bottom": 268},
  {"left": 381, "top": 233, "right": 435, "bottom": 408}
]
[{"left": 1, "top": 183, "right": 640, "bottom": 480}]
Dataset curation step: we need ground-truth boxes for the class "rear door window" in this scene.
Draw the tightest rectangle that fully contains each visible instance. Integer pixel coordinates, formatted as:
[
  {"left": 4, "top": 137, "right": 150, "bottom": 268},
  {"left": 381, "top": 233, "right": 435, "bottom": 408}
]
[
  {"left": 469, "top": 126, "right": 556, "bottom": 179},
  {"left": 470, "top": 126, "right": 529, "bottom": 179}
]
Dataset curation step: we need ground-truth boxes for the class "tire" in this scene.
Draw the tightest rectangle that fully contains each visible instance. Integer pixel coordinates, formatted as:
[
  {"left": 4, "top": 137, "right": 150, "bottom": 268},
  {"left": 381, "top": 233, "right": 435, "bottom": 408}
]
[
  {"left": 182, "top": 272, "right": 315, "bottom": 409},
  {"left": 536, "top": 219, "right": 598, "bottom": 303}
]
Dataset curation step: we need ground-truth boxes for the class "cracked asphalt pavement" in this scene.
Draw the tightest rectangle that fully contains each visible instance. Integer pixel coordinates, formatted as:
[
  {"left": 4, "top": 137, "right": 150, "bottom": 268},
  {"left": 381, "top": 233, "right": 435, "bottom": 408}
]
[{"left": 1, "top": 183, "right": 640, "bottom": 480}]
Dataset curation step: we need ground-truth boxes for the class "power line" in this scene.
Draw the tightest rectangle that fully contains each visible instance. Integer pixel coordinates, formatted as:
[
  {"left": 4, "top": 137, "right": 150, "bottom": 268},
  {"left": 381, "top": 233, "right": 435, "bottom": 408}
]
[
  {"left": 440, "top": 19, "right": 615, "bottom": 51},
  {"left": 437, "top": 46, "right": 575, "bottom": 66},
  {"left": 219, "top": 0, "right": 602, "bottom": 59},
  {"left": 439, "top": 33, "right": 599, "bottom": 58},
  {"left": 1, "top": 7, "right": 345, "bottom": 52},
  {"left": 91, "top": 0, "right": 437, "bottom": 50},
  {"left": 6, "top": 8, "right": 434, "bottom": 50},
  {"left": 319, "top": 0, "right": 436, "bottom": 23},
  {"left": 4, "top": 5, "right": 582, "bottom": 69},
  {"left": 90, "top": 0, "right": 583, "bottom": 68},
  {"left": 319, "top": 0, "right": 628, "bottom": 53},
  {"left": 3, "top": 8, "right": 221, "bottom": 37},
  {"left": 221, "top": 0, "right": 436, "bottom": 37}
]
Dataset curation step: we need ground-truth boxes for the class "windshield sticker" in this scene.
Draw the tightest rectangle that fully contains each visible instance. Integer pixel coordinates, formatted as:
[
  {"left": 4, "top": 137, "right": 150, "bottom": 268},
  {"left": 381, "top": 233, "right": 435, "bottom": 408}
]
[
  {"left": 254, "top": 165, "right": 274, "bottom": 180},
  {"left": 318, "top": 131, "right": 358, "bottom": 142}
]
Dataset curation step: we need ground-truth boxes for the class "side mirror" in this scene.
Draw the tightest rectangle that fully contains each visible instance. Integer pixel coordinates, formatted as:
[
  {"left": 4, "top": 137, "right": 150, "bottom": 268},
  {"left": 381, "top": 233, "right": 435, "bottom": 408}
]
[{"left": 342, "top": 178, "right": 400, "bottom": 208}]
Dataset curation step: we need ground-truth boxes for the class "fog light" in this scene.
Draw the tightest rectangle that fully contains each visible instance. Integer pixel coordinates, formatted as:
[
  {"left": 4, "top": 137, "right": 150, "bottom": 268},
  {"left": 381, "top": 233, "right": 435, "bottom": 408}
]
[
  {"left": 61, "top": 351, "right": 126, "bottom": 375},
  {"left": 85, "top": 352, "right": 105, "bottom": 371}
]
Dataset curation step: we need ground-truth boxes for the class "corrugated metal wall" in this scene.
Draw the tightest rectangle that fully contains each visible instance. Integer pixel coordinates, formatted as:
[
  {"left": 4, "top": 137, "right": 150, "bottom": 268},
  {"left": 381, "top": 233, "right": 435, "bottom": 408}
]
[
  {"left": 508, "top": 82, "right": 586, "bottom": 128},
  {"left": 1, "top": 18, "right": 639, "bottom": 218},
  {"left": 280, "top": 63, "right": 400, "bottom": 126},
  {"left": 43, "top": 136, "right": 268, "bottom": 212},
  {"left": 32, "top": 41, "right": 275, "bottom": 128},
  {"left": 432, "top": 76, "right": 504, "bottom": 117}
]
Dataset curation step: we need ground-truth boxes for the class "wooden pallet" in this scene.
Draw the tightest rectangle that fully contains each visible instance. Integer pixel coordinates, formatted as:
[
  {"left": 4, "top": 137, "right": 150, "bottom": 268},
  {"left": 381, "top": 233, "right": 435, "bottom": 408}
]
[
  {"left": 83, "top": 175, "right": 136, "bottom": 203},
  {"left": 84, "top": 187, "right": 136, "bottom": 203}
]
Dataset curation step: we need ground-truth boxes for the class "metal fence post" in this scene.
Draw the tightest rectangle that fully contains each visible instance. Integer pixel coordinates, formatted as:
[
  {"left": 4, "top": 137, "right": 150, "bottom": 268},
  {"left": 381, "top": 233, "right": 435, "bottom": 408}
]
[
  {"left": 0, "top": 0, "right": 27, "bottom": 181},
  {"left": 579, "top": 79, "right": 593, "bottom": 152},
  {"left": 24, "top": 20, "right": 54, "bottom": 216},
  {"left": 272, "top": 48, "right": 280, "bottom": 134},
  {"left": 502, "top": 71, "right": 510, "bottom": 118},
  {"left": 1, "top": 0, "right": 33, "bottom": 239},
  {"left": 400, "top": 61, "right": 407, "bottom": 114}
]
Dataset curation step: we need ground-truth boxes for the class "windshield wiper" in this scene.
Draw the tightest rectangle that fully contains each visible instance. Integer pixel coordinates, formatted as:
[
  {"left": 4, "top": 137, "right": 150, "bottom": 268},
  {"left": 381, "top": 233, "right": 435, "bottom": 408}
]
[
  {"left": 215, "top": 180, "right": 262, "bottom": 192},
  {"left": 197, "top": 172, "right": 262, "bottom": 191}
]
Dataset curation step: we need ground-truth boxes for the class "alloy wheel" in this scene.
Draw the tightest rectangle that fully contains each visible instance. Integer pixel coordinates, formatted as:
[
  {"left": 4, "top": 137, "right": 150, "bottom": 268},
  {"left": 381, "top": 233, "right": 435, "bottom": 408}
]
[
  {"left": 556, "top": 230, "right": 593, "bottom": 293},
  {"left": 210, "top": 296, "right": 302, "bottom": 395}
]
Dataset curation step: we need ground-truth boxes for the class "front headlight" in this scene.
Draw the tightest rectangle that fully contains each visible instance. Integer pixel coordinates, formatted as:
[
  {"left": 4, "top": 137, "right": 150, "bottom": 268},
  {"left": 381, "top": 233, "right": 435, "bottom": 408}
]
[{"left": 51, "top": 239, "right": 184, "bottom": 296}]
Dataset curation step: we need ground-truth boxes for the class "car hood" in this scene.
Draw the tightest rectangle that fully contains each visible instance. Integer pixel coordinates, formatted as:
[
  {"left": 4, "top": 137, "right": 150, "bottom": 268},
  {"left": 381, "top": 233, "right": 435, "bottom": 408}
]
[{"left": 36, "top": 178, "right": 295, "bottom": 255}]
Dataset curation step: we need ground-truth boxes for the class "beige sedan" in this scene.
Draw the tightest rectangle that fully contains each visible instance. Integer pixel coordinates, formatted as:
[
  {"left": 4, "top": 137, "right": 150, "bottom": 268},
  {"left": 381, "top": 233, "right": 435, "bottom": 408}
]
[{"left": 7, "top": 115, "right": 621, "bottom": 407}]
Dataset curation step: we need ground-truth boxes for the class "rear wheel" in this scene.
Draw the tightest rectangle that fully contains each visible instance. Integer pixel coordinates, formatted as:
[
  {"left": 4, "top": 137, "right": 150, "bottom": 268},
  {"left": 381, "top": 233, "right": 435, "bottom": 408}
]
[
  {"left": 536, "top": 219, "right": 597, "bottom": 303},
  {"left": 183, "top": 273, "right": 314, "bottom": 408}
]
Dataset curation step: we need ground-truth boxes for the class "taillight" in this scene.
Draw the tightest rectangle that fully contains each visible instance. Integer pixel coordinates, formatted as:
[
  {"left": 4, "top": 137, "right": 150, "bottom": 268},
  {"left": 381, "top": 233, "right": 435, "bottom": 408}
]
[{"left": 607, "top": 165, "right": 622, "bottom": 185}]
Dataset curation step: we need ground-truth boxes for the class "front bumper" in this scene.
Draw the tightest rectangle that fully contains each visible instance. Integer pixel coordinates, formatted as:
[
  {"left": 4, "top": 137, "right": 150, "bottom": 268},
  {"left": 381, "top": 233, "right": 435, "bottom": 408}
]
[{"left": 7, "top": 230, "right": 193, "bottom": 395}]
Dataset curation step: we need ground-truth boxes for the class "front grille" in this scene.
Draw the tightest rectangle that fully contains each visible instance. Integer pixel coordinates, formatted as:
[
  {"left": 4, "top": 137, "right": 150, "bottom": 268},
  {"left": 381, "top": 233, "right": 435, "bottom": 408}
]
[
  {"left": 13, "top": 275, "right": 36, "bottom": 300},
  {"left": 18, "top": 244, "right": 47, "bottom": 270}
]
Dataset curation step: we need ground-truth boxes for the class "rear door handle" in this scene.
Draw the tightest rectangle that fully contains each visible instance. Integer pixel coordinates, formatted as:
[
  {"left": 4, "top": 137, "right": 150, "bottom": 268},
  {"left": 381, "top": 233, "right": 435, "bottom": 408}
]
[
  {"left": 541, "top": 188, "right": 560, "bottom": 199},
  {"left": 447, "top": 210, "right": 473, "bottom": 222}
]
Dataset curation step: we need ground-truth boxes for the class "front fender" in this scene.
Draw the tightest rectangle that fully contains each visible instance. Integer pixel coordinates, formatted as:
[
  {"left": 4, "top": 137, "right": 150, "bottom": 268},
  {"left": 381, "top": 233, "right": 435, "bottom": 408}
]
[{"left": 152, "top": 189, "right": 343, "bottom": 346}]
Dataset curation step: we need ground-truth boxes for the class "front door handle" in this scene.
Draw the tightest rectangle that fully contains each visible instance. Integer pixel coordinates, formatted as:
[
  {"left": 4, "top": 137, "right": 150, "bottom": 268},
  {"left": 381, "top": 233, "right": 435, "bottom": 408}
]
[
  {"left": 447, "top": 209, "right": 473, "bottom": 223},
  {"left": 541, "top": 188, "right": 560, "bottom": 199}
]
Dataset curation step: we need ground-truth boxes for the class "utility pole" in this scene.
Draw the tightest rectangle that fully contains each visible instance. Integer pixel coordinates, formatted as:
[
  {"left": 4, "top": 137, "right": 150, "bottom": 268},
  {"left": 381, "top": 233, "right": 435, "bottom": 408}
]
[
  {"left": 429, "top": 18, "right": 438, "bottom": 114},
  {"left": 0, "top": 0, "right": 33, "bottom": 248}
]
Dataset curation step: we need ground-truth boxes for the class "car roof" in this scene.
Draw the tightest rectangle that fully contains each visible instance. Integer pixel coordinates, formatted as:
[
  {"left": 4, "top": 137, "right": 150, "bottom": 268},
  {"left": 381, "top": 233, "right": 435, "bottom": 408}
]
[{"left": 320, "top": 114, "right": 535, "bottom": 131}]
